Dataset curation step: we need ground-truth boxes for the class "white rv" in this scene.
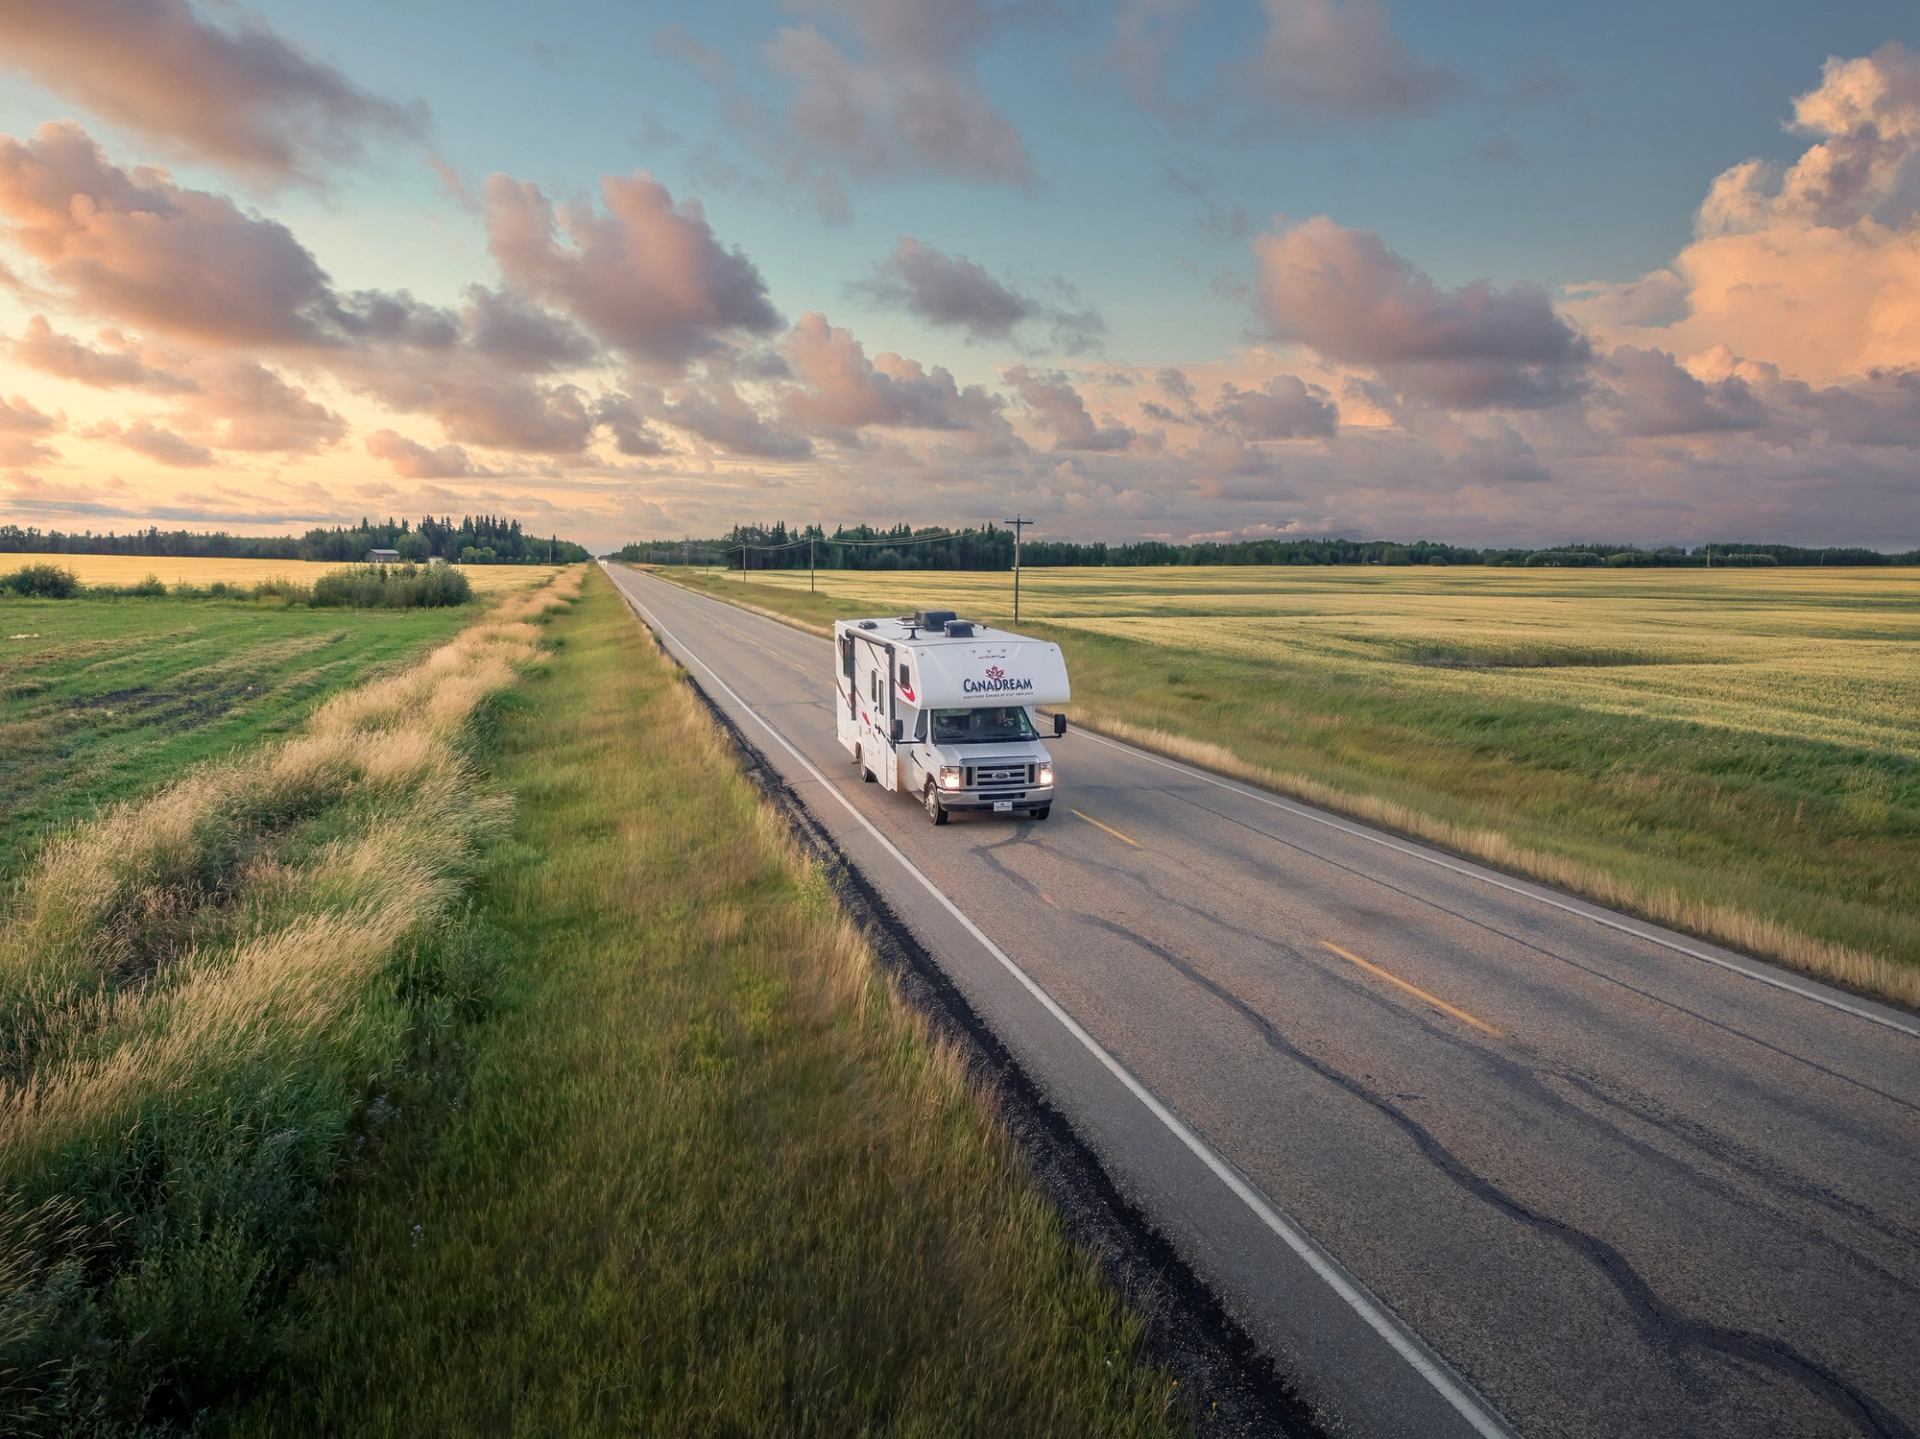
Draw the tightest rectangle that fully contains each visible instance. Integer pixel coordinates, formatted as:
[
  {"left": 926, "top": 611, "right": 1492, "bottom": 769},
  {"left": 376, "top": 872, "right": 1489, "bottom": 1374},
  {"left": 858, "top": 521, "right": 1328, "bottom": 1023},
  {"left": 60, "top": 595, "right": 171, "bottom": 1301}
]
[{"left": 834, "top": 609, "right": 1070, "bottom": 825}]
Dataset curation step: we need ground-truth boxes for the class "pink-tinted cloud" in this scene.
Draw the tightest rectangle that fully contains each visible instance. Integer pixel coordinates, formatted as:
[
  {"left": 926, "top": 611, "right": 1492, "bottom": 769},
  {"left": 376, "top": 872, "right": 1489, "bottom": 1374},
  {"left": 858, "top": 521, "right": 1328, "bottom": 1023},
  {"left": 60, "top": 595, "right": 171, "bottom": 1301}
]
[
  {"left": 485, "top": 171, "right": 782, "bottom": 374},
  {"left": 1596, "top": 347, "right": 1767, "bottom": 437},
  {"left": 1255, "top": 215, "right": 1591, "bottom": 408},
  {"left": 365, "top": 428, "right": 489, "bottom": 479},
  {"left": 1572, "top": 45, "right": 1920, "bottom": 387},
  {"left": 1246, "top": 0, "right": 1460, "bottom": 119},
  {"left": 1213, "top": 373, "right": 1339, "bottom": 438},
  {"left": 424, "top": 380, "right": 597, "bottom": 454},
  {"left": 0, "top": 123, "right": 339, "bottom": 344},
  {"left": 660, "top": 378, "right": 813, "bottom": 459},
  {"left": 0, "top": 0, "right": 424, "bottom": 185},
  {"left": 462, "top": 285, "right": 598, "bottom": 372},
  {"left": 857, "top": 236, "right": 1105, "bottom": 352},
  {"left": 12, "top": 315, "right": 196, "bottom": 391},
  {"left": 85, "top": 418, "right": 215, "bottom": 467},
  {"left": 0, "top": 393, "right": 58, "bottom": 435},
  {"left": 766, "top": 1, "right": 1034, "bottom": 192},
  {"left": 175, "top": 358, "right": 346, "bottom": 454},
  {"left": 782, "top": 312, "right": 1006, "bottom": 434},
  {"left": 1004, "top": 366, "right": 1136, "bottom": 451}
]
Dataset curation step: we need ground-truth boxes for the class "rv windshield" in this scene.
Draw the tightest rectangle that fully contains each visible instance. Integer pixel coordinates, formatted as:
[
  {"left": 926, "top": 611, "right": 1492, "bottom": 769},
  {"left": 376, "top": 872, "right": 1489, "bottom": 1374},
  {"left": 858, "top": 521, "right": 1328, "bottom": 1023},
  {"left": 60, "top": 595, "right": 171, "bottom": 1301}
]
[{"left": 931, "top": 706, "right": 1038, "bottom": 745}]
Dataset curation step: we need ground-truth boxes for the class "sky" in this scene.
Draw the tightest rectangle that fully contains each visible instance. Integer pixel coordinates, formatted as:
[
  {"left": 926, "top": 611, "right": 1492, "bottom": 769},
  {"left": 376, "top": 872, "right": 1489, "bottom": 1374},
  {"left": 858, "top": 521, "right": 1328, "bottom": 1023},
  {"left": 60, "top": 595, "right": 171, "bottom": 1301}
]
[{"left": 0, "top": 0, "right": 1916, "bottom": 551}]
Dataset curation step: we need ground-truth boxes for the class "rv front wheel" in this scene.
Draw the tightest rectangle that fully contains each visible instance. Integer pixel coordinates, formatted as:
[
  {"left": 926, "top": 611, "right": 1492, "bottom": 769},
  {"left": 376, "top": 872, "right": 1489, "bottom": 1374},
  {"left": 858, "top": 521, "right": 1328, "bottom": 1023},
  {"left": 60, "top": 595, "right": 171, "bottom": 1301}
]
[
  {"left": 924, "top": 784, "right": 948, "bottom": 825},
  {"left": 1031, "top": 805, "right": 1051, "bottom": 821}
]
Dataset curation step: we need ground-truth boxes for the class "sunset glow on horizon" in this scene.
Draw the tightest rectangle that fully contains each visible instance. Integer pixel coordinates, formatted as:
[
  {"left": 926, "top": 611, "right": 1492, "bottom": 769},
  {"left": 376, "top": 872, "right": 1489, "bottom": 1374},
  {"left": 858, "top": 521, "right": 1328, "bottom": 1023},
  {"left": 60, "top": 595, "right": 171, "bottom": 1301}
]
[{"left": 0, "top": 1, "right": 1916, "bottom": 552}]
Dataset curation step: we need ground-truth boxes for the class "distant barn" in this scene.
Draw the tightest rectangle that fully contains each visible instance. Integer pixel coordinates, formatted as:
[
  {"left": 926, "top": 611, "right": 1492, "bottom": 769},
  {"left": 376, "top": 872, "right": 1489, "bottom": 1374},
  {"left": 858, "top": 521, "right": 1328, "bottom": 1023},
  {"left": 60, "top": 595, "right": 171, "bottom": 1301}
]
[{"left": 366, "top": 548, "right": 401, "bottom": 563}]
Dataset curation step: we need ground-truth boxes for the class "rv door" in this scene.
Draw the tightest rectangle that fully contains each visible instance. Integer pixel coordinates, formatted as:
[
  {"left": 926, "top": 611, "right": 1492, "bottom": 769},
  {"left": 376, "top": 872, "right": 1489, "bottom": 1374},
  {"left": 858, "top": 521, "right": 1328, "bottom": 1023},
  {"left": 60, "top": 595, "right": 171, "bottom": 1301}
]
[{"left": 853, "top": 639, "right": 899, "bottom": 791}]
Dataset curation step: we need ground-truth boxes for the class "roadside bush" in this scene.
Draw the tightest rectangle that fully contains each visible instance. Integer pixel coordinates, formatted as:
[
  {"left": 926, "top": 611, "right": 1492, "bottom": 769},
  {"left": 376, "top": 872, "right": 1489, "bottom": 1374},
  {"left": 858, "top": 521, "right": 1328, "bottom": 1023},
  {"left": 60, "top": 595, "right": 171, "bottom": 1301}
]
[
  {"left": 311, "top": 564, "right": 473, "bottom": 610},
  {"left": 0, "top": 564, "right": 80, "bottom": 598},
  {"left": 248, "top": 576, "right": 313, "bottom": 605},
  {"left": 1715, "top": 552, "right": 1779, "bottom": 566}
]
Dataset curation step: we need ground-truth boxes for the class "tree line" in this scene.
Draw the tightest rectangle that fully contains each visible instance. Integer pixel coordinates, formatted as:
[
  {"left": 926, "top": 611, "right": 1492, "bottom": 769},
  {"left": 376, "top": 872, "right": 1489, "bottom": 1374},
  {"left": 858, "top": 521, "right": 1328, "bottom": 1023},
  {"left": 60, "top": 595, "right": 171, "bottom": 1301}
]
[
  {"left": 0, "top": 516, "right": 590, "bottom": 565},
  {"left": 613, "top": 524, "right": 1920, "bottom": 570}
]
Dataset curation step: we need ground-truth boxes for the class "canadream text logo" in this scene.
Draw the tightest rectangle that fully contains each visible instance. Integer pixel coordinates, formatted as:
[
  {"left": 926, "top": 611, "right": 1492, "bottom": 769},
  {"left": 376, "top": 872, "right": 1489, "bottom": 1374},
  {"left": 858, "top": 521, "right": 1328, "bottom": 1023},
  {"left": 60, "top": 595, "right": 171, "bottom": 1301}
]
[{"left": 965, "top": 664, "right": 1032, "bottom": 694}]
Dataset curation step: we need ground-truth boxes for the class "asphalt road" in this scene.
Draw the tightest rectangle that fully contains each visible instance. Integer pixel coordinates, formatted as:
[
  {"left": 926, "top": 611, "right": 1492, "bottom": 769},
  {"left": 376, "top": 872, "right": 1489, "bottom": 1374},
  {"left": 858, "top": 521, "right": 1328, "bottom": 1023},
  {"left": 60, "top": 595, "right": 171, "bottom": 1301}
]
[{"left": 605, "top": 562, "right": 1920, "bottom": 1439}]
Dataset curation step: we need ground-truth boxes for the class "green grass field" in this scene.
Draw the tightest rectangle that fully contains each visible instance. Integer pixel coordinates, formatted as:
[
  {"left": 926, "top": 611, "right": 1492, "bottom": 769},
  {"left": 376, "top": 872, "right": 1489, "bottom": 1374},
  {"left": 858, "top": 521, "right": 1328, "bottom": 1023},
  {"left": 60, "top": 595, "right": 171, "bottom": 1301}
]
[
  {"left": 235, "top": 567, "right": 1182, "bottom": 1436},
  {"left": 0, "top": 598, "right": 471, "bottom": 878},
  {"left": 662, "top": 563, "right": 1920, "bottom": 1005},
  {"left": 1, "top": 567, "right": 1184, "bottom": 1434}
]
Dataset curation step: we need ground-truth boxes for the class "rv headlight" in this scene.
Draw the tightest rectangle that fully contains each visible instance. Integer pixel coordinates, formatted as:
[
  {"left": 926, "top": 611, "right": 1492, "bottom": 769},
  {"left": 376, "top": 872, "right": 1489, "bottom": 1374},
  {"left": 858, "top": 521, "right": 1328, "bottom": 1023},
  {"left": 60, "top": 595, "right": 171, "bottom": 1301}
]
[
  {"left": 1036, "top": 764, "right": 1054, "bottom": 787},
  {"left": 938, "top": 765, "right": 963, "bottom": 791}
]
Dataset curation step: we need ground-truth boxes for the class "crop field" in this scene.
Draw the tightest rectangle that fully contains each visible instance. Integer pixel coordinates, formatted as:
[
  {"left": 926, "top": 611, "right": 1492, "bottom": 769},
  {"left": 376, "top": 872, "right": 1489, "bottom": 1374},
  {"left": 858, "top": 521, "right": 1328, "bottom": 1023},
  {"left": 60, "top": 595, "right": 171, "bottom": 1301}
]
[
  {"left": 0, "top": 597, "right": 474, "bottom": 878},
  {"left": 1, "top": 552, "right": 562, "bottom": 593},
  {"left": 667, "top": 563, "right": 1920, "bottom": 1003}
]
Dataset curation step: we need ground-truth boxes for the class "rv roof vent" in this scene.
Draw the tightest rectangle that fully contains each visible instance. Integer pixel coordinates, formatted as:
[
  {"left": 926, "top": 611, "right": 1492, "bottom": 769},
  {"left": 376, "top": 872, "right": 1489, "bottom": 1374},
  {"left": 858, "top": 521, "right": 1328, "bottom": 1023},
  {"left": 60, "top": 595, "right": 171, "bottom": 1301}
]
[
  {"left": 914, "top": 609, "right": 957, "bottom": 631},
  {"left": 944, "top": 620, "right": 975, "bottom": 638},
  {"left": 857, "top": 620, "right": 877, "bottom": 629}
]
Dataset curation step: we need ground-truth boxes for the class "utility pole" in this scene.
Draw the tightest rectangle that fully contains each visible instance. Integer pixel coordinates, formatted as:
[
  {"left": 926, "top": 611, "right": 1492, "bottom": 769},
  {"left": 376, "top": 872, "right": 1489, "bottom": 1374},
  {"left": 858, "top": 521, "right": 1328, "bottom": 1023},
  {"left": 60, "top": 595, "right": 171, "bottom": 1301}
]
[
  {"left": 741, "top": 540, "right": 747, "bottom": 576},
  {"left": 1003, "top": 515, "right": 1032, "bottom": 625},
  {"left": 810, "top": 534, "right": 816, "bottom": 594}
]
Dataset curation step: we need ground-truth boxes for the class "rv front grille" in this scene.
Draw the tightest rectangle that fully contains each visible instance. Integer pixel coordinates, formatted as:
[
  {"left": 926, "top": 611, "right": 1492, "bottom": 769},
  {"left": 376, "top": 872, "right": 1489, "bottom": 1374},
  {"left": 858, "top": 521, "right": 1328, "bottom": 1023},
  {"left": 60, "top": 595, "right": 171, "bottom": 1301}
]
[{"left": 966, "top": 763, "right": 1035, "bottom": 792}]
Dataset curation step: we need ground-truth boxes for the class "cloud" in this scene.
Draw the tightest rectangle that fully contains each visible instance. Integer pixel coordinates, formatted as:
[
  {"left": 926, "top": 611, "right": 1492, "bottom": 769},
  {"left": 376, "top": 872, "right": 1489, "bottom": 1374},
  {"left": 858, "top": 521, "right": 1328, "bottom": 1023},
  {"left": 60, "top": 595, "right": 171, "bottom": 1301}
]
[
  {"left": 1254, "top": 215, "right": 1592, "bottom": 408},
  {"left": 0, "top": 0, "right": 425, "bottom": 184},
  {"left": 425, "top": 380, "right": 597, "bottom": 454},
  {"left": 0, "top": 122, "right": 343, "bottom": 343},
  {"left": 0, "top": 394, "right": 58, "bottom": 434},
  {"left": 86, "top": 418, "right": 215, "bottom": 467},
  {"left": 484, "top": 170, "right": 782, "bottom": 373},
  {"left": 856, "top": 236, "right": 1106, "bottom": 353},
  {"left": 781, "top": 311, "right": 1007, "bottom": 435},
  {"left": 766, "top": 1, "right": 1035, "bottom": 192},
  {"left": 1004, "top": 366, "right": 1135, "bottom": 451},
  {"left": 660, "top": 379, "right": 814, "bottom": 459},
  {"left": 1699, "top": 43, "right": 1920, "bottom": 236},
  {"left": 12, "top": 315, "right": 196, "bottom": 391},
  {"left": 461, "top": 285, "right": 598, "bottom": 372},
  {"left": 1213, "top": 373, "right": 1339, "bottom": 438},
  {"left": 365, "top": 428, "right": 489, "bottom": 479},
  {"left": 1596, "top": 347, "right": 1767, "bottom": 437},
  {"left": 1572, "top": 44, "right": 1920, "bottom": 386},
  {"left": 1245, "top": 0, "right": 1460, "bottom": 119},
  {"left": 173, "top": 357, "right": 346, "bottom": 453}
]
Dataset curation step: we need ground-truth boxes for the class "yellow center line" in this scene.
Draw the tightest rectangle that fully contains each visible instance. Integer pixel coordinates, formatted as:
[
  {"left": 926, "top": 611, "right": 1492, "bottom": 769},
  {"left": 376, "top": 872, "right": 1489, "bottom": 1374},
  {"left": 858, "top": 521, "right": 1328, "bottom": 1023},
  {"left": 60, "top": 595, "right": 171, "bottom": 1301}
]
[
  {"left": 1319, "top": 940, "right": 1504, "bottom": 1037},
  {"left": 1071, "top": 808, "right": 1142, "bottom": 847}
]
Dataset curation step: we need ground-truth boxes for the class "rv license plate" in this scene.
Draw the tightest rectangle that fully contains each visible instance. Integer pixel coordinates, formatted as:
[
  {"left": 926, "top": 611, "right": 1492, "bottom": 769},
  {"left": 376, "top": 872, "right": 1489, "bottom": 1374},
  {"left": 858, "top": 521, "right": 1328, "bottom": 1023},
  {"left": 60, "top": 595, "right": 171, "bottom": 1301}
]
[{"left": 993, "top": 800, "right": 1013, "bottom": 813}]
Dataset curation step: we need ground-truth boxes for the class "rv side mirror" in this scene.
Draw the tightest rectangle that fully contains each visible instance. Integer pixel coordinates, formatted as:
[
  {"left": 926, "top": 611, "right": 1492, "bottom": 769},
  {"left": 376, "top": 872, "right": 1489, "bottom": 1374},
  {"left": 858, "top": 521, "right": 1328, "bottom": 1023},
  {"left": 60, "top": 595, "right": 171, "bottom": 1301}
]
[
  {"left": 891, "top": 718, "right": 904, "bottom": 744},
  {"left": 1053, "top": 713, "right": 1068, "bottom": 737}
]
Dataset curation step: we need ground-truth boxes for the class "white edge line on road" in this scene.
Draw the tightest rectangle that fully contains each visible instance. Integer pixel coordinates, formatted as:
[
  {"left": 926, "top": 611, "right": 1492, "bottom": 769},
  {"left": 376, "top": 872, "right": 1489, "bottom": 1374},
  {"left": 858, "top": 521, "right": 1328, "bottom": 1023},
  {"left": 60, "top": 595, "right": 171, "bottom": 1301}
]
[
  {"left": 609, "top": 570, "right": 1514, "bottom": 1439},
  {"left": 1070, "top": 730, "right": 1920, "bottom": 1041}
]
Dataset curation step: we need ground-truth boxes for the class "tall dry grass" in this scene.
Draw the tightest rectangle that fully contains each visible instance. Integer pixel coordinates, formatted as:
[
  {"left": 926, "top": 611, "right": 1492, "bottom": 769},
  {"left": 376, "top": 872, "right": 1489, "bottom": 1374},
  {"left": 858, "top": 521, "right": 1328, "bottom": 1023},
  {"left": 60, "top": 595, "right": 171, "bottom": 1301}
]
[{"left": 0, "top": 566, "right": 581, "bottom": 1433}]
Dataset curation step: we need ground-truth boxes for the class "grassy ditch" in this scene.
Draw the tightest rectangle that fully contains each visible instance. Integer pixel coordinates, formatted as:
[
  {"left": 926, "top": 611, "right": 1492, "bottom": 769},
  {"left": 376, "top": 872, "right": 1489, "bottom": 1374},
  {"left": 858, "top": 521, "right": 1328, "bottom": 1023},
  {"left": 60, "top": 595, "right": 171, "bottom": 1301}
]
[
  {"left": 656, "top": 564, "right": 1920, "bottom": 1008},
  {"left": 236, "top": 566, "right": 1184, "bottom": 1437},
  {"left": 0, "top": 596, "right": 476, "bottom": 879},
  {"left": 0, "top": 570, "right": 583, "bottom": 1434}
]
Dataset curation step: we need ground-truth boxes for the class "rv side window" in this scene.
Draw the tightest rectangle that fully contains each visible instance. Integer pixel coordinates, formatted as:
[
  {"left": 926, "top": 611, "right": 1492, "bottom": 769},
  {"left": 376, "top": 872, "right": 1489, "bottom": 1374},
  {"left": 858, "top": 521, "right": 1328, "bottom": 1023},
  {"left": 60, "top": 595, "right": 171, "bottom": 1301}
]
[
  {"left": 841, "top": 635, "right": 854, "bottom": 679},
  {"left": 870, "top": 671, "right": 880, "bottom": 703},
  {"left": 898, "top": 663, "right": 910, "bottom": 687}
]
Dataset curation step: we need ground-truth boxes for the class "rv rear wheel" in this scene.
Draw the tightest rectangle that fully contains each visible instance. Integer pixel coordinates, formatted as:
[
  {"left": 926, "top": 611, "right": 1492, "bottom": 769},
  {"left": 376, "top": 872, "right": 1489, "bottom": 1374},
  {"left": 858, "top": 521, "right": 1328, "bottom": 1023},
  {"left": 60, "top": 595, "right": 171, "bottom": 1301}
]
[
  {"left": 924, "top": 784, "right": 948, "bottom": 826},
  {"left": 855, "top": 744, "right": 875, "bottom": 783}
]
